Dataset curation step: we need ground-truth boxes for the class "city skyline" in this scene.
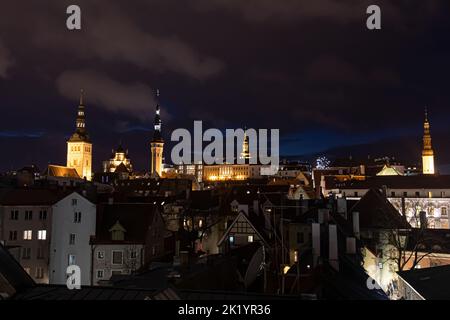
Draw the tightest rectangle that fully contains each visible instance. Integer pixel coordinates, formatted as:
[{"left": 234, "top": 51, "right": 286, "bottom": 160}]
[{"left": 1, "top": 1, "right": 450, "bottom": 171}]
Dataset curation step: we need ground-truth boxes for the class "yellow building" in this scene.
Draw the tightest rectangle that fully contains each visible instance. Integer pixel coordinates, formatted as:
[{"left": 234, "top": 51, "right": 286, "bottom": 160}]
[
  {"left": 150, "top": 90, "right": 164, "bottom": 177},
  {"left": 103, "top": 143, "right": 133, "bottom": 173},
  {"left": 422, "top": 108, "right": 435, "bottom": 175},
  {"left": 66, "top": 90, "right": 92, "bottom": 181}
]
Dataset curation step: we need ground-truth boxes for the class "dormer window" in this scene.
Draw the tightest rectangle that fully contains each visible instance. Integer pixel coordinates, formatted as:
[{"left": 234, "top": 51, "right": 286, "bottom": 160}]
[{"left": 109, "top": 220, "right": 126, "bottom": 241}]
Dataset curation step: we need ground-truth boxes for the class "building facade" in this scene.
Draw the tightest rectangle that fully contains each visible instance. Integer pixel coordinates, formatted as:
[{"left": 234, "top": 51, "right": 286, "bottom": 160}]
[{"left": 49, "top": 192, "right": 96, "bottom": 286}]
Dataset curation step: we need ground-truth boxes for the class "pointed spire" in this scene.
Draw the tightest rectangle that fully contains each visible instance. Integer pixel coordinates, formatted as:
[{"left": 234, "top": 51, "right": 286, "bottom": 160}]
[
  {"left": 79, "top": 88, "right": 84, "bottom": 106},
  {"left": 425, "top": 106, "right": 428, "bottom": 122}
]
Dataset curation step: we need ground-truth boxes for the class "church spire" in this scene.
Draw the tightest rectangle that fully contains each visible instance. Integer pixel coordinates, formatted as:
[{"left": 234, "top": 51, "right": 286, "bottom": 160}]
[
  {"left": 152, "top": 89, "right": 163, "bottom": 142},
  {"left": 422, "top": 107, "right": 435, "bottom": 174}
]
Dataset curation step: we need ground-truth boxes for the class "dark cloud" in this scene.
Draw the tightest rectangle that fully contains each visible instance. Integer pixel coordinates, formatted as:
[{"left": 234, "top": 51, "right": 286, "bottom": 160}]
[
  {"left": 0, "top": 0, "right": 450, "bottom": 171},
  {"left": 0, "top": 40, "right": 14, "bottom": 78}
]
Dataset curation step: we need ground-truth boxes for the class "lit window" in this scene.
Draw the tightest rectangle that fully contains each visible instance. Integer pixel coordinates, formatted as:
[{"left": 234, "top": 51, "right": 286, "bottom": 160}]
[
  {"left": 229, "top": 235, "right": 235, "bottom": 244},
  {"left": 38, "top": 230, "right": 47, "bottom": 240},
  {"left": 248, "top": 235, "right": 254, "bottom": 243},
  {"left": 23, "top": 230, "right": 32, "bottom": 240},
  {"left": 294, "top": 250, "right": 299, "bottom": 263},
  {"left": 35, "top": 267, "right": 44, "bottom": 279},
  {"left": 199, "top": 219, "right": 203, "bottom": 228}
]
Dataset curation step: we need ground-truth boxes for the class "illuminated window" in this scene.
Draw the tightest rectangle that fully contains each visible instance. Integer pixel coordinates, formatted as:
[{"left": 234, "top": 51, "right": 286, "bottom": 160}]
[
  {"left": 442, "top": 207, "right": 448, "bottom": 216},
  {"left": 23, "top": 230, "right": 32, "bottom": 240},
  {"left": 199, "top": 219, "right": 203, "bottom": 228},
  {"left": 38, "top": 230, "right": 47, "bottom": 240},
  {"left": 248, "top": 235, "right": 254, "bottom": 243},
  {"left": 294, "top": 250, "right": 299, "bottom": 263},
  {"left": 229, "top": 235, "right": 235, "bottom": 244}
]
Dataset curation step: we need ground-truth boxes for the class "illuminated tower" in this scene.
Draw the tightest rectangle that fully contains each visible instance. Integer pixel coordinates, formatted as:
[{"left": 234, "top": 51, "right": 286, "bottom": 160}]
[
  {"left": 67, "top": 89, "right": 93, "bottom": 180},
  {"left": 240, "top": 127, "right": 251, "bottom": 162},
  {"left": 150, "top": 89, "right": 164, "bottom": 177},
  {"left": 422, "top": 108, "right": 435, "bottom": 175}
]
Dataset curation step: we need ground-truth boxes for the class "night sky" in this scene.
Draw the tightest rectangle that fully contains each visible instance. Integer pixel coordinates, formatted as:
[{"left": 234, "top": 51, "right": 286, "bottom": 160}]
[{"left": 1, "top": 1, "right": 450, "bottom": 172}]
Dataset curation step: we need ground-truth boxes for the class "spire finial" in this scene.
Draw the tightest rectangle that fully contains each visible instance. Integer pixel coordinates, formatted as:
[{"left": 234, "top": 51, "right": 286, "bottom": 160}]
[
  {"left": 80, "top": 89, "right": 84, "bottom": 105},
  {"left": 425, "top": 106, "right": 428, "bottom": 122}
]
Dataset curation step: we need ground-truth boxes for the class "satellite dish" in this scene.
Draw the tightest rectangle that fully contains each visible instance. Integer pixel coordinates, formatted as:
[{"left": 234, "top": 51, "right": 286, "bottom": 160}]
[{"left": 244, "top": 245, "right": 264, "bottom": 288}]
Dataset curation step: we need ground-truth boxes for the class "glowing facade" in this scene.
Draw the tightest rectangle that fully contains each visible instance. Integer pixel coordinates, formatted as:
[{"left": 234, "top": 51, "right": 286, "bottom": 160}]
[
  {"left": 103, "top": 143, "right": 133, "bottom": 173},
  {"left": 150, "top": 90, "right": 164, "bottom": 177},
  {"left": 67, "top": 90, "right": 92, "bottom": 181},
  {"left": 422, "top": 109, "right": 435, "bottom": 175}
]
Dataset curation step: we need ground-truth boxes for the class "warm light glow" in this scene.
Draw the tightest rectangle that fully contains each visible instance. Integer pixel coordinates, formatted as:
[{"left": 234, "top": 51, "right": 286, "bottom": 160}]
[{"left": 283, "top": 265, "right": 290, "bottom": 274}]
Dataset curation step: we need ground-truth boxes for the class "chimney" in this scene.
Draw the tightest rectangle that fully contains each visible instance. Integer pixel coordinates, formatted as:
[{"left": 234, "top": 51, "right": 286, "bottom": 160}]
[
  {"left": 352, "top": 211, "right": 360, "bottom": 239},
  {"left": 312, "top": 223, "right": 321, "bottom": 267},
  {"left": 253, "top": 200, "right": 260, "bottom": 216},
  {"left": 346, "top": 237, "right": 356, "bottom": 254},
  {"left": 329, "top": 224, "right": 339, "bottom": 271},
  {"left": 419, "top": 211, "right": 428, "bottom": 229},
  {"left": 337, "top": 198, "right": 347, "bottom": 219},
  {"left": 318, "top": 208, "right": 329, "bottom": 224},
  {"left": 179, "top": 251, "right": 189, "bottom": 267}
]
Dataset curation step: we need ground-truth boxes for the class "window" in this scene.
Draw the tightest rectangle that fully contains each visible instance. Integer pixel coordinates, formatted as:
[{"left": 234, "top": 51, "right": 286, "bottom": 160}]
[
  {"left": 74, "top": 212, "right": 82, "bottom": 223},
  {"left": 130, "top": 250, "right": 137, "bottom": 259},
  {"left": 25, "top": 210, "right": 33, "bottom": 220},
  {"left": 37, "top": 247, "right": 44, "bottom": 259},
  {"left": 297, "top": 232, "right": 304, "bottom": 244},
  {"left": 23, "top": 230, "right": 32, "bottom": 240},
  {"left": 10, "top": 210, "right": 19, "bottom": 220},
  {"left": 199, "top": 219, "right": 203, "bottom": 228},
  {"left": 38, "top": 230, "right": 47, "bottom": 240},
  {"left": 35, "top": 267, "right": 44, "bottom": 279},
  {"left": 72, "top": 199, "right": 78, "bottom": 206},
  {"left": 97, "top": 251, "right": 105, "bottom": 260},
  {"left": 403, "top": 192, "right": 408, "bottom": 197},
  {"left": 248, "top": 235, "right": 254, "bottom": 243},
  {"left": 97, "top": 270, "right": 104, "bottom": 279},
  {"left": 22, "top": 248, "right": 31, "bottom": 259},
  {"left": 229, "top": 235, "right": 235, "bottom": 244},
  {"left": 354, "top": 192, "right": 358, "bottom": 197},
  {"left": 415, "top": 191, "right": 420, "bottom": 197},
  {"left": 442, "top": 207, "right": 448, "bottom": 216},
  {"left": 391, "top": 191, "right": 396, "bottom": 197},
  {"left": 69, "top": 234, "right": 76, "bottom": 245},
  {"left": 294, "top": 250, "right": 299, "bottom": 263},
  {"left": 9, "top": 230, "right": 17, "bottom": 241},
  {"left": 39, "top": 210, "right": 47, "bottom": 220},
  {"left": 68, "top": 254, "right": 76, "bottom": 265},
  {"left": 112, "top": 251, "right": 123, "bottom": 265}
]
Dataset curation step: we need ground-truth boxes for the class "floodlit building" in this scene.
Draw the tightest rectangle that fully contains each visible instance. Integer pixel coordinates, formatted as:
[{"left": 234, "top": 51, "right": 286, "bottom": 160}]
[{"left": 66, "top": 90, "right": 93, "bottom": 181}]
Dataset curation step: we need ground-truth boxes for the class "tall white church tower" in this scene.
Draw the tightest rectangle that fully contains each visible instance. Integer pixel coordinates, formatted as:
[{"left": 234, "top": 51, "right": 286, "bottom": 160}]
[
  {"left": 150, "top": 90, "right": 164, "bottom": 177},
  {"left": 67, "top": 90, "right": 93, "bottom": 180},
  {"left": 422, "top": 108, "right": 435, "bottom": 175}
]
